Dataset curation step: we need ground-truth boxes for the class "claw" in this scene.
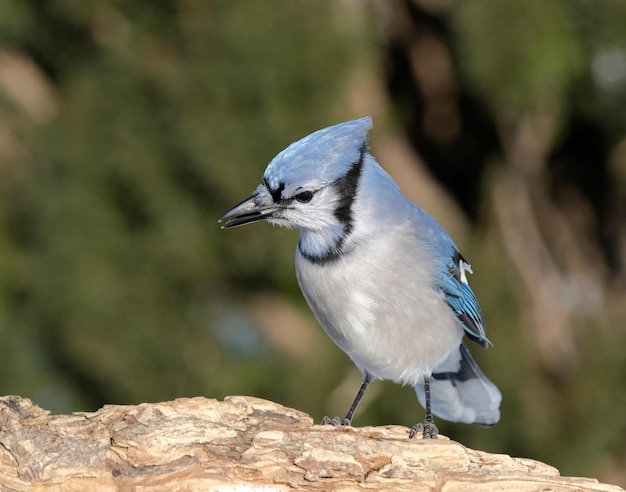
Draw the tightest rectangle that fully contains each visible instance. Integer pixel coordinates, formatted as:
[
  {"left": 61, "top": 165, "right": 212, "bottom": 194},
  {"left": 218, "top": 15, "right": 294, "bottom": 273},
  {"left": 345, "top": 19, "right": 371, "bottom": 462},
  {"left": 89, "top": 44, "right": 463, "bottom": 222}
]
[
  {"left": 321, "top": 416, "right": 350, "bottom": 427},
  {"left": 408, "top": 422, "right": 422, "bottom": 438},
  {"left": 422, "top": 421, "right": 438, "bottom": 439},
  {"left": 409, "top": 421, "right": 438, "bottom": 439}
]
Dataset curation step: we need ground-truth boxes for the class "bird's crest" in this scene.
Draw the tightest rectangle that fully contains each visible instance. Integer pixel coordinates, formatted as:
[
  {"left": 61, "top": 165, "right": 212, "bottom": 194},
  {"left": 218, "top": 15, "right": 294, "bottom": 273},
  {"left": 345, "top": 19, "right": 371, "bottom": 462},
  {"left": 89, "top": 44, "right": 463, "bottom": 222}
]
[{"left": 263, "top": 117, "right": 372, "bottom": 201}]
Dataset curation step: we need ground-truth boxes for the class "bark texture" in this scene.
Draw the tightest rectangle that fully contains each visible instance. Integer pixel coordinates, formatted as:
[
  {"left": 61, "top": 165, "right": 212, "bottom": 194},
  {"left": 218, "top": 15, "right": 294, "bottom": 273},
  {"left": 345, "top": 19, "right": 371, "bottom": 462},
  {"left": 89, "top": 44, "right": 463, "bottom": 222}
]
[{"left": 0, "top": 395, "right": 621, "bottom": 491}]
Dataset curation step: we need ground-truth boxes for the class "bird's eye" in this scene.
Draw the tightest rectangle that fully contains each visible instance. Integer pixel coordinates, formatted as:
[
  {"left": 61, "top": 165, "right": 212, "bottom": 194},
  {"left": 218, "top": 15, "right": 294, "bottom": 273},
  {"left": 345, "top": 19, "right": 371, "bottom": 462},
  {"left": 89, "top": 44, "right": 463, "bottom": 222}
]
[{"left": 294, "top": 191, "right": 314, "bottom": 203}]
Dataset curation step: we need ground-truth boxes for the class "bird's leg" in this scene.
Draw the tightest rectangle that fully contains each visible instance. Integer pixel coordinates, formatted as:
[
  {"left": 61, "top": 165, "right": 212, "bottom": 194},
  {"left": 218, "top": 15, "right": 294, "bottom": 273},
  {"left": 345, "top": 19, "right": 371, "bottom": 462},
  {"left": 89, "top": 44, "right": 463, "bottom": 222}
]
[
  {"left": 321, "top": 372, "right": 372, "bottom": 427},
  {"left": 409, "top": 376, "right": 439, "bottom": 439}
]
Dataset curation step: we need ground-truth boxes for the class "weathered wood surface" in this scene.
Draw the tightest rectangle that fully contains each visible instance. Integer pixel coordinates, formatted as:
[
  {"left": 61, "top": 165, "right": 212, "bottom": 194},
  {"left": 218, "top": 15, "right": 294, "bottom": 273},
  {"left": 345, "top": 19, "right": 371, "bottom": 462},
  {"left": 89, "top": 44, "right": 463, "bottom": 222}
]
[{"left": 0, "top": 395, "right": 622, "bottom": 491}]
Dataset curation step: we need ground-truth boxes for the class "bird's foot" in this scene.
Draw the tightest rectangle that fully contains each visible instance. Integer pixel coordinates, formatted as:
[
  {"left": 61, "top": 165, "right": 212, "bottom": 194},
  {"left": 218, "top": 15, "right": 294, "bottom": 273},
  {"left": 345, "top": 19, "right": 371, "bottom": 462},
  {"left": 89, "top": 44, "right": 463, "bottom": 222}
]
[
  {"left": 321, "top": 416, "right": 351, "bottom": 427},
  {"left": 409, "top": 421, "right": 438, "bottom": 439}
]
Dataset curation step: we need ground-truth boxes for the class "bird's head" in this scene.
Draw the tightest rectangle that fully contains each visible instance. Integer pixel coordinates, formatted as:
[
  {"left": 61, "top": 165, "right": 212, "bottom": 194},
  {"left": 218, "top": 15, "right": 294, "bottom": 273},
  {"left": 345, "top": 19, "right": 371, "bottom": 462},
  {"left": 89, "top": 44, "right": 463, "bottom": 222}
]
[{"left": 219, "top": 117, "right": 372, "bottom": 238}]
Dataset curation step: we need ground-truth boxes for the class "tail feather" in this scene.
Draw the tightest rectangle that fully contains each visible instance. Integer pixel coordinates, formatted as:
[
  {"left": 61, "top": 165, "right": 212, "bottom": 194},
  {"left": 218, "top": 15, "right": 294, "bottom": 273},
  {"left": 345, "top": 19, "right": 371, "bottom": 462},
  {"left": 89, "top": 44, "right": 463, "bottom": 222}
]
[{"left": 415, "top": 343, "right": 501, "bottom": 426}]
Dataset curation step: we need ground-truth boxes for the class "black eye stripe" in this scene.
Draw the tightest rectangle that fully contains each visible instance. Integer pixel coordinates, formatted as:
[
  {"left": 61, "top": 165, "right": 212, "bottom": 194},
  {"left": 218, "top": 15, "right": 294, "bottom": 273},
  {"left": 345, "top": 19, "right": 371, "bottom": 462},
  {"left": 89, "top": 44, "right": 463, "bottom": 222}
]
[{"left": 263, "top": 177, "right": 285, "bottom": 203}]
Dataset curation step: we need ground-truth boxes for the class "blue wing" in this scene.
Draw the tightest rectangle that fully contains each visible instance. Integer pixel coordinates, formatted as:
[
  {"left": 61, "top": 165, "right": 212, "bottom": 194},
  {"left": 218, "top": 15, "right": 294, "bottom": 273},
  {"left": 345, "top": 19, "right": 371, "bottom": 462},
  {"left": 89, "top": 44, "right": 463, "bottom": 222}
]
[{"left": 437, "top": 250, "right": 491, "bottom": 348}]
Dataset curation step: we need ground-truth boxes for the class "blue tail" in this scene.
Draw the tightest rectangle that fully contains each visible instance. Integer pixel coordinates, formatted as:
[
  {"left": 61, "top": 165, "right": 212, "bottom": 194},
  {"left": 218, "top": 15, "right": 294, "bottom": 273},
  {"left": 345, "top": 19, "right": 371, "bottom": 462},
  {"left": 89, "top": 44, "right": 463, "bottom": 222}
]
[{"left": 414, "top": 343, "right": 501, "bottom": 426}]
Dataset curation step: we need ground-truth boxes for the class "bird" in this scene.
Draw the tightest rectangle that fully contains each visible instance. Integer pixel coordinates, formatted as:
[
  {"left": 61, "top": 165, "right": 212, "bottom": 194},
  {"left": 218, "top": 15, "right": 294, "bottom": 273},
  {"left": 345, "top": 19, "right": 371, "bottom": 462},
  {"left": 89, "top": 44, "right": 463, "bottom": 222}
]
[{"left": 219, "top": 117, "right": 501, "bottom": 438}]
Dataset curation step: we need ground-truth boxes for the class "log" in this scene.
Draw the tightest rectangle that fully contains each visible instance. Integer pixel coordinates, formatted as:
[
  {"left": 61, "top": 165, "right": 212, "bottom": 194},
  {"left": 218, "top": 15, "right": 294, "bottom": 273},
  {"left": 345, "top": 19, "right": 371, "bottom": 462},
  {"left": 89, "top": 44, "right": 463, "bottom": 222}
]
[{"left": 0, "top": 395, "right": 621, "bottom": 491}]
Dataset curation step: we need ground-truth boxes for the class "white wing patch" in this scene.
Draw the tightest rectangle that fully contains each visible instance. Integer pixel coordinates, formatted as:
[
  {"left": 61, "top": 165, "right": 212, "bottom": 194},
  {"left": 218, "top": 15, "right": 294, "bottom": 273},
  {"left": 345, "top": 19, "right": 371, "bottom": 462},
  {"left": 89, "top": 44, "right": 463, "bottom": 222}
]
[{"left": 459, "top": 259, "right": 473, "bottom": 284}]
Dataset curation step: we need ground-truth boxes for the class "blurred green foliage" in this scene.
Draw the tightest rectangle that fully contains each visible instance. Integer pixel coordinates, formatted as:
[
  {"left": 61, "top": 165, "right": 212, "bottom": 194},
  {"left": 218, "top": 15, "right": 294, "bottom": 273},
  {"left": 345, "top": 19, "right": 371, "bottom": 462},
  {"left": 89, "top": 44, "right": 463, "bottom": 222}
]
[
  {"left": 454, "top": 0, "right": 626, "bottom": 123},
  {"left": 0, "top": 0, "right": 625, "bottom": 486},
  {"left": 455, "top": 0, "right": 585, "bottom": 113}
]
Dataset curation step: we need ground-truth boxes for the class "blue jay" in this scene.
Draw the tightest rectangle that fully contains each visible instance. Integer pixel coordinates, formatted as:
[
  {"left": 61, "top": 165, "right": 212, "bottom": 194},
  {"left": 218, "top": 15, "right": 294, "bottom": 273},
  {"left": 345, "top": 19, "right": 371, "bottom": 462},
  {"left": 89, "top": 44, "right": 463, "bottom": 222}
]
[{"left": 219, "top": 117, "right": 501, "bottom": 438}]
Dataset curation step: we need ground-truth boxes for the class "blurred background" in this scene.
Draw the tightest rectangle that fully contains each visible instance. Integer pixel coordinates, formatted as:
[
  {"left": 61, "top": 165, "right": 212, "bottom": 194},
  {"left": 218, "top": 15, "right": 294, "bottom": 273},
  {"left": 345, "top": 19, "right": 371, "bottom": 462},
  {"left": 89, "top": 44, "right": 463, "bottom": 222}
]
[{"left": 0, "top": 0, "right": 625, "bottom": 485}]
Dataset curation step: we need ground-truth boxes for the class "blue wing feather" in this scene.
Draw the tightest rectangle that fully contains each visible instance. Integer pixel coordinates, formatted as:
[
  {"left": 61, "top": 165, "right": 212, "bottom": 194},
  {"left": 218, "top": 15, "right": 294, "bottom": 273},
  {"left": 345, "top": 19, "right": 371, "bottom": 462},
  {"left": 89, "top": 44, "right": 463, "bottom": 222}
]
[
  {"left": 436, "top": 252, "right": 491, "bottom": 348},
  {"left": 412, "top": 207, "right": 490, "bottom": 348}
]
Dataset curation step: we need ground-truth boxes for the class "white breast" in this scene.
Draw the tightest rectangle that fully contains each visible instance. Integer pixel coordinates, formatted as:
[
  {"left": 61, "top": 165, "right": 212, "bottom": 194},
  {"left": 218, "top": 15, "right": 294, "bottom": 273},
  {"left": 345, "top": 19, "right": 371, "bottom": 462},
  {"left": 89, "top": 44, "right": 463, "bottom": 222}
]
[{"left": 295, "top": 226, "right": 463, "bottom": 386}]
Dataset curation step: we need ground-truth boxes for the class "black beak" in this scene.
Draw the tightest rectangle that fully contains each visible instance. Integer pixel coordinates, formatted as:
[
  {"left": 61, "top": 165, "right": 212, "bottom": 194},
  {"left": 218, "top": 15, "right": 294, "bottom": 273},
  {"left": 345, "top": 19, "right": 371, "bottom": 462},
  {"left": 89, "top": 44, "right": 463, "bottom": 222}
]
[{"left": 218, "top": 193, "right": 280, "bottom": 229}]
